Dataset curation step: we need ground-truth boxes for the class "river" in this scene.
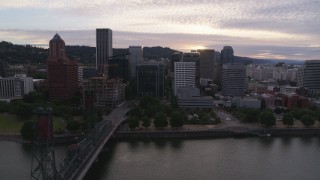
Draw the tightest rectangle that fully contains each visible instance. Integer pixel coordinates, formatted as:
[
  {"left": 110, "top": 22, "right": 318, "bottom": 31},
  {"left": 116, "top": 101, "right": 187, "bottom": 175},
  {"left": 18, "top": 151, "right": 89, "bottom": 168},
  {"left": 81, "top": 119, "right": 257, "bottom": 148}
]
[{"left": 1, "top": 137, "right": 320, "bottom": 180}]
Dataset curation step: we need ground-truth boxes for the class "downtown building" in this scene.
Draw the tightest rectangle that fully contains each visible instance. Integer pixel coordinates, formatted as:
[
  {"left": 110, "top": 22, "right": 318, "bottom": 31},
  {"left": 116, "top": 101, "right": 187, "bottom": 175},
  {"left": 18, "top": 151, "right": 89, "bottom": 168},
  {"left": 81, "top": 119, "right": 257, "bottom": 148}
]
[
  {"left": 5, "top": 65, "right": 27, "bottom": 77},
  {"left": 96, "top": 28, "right": 113, "bottom": 75},
  {"left": 82, "top": 28, "right": 125, "bottom": 108},
  {"left": 297, "top": 60, "right": 320, "bottom": 96},
  {"left": 83, "top": 77, "right": 125, "bottom": 107},
  {"left": 213, "top": 51, "right": 222, "bottom": 84},
  {"left": 183, "top": 51, "right": 200, "bottom": 87},
  {"left": 222, "top": 63, "right": 246, "bottom": 97},
  {"left": 198, "top": 49, "right": 215, "bottom": 81},
  {"left": 108, "top": 56, "right": 129, "bottom": 83},
  {"left": 170, "top": 52, "right": 183, "bottom": 74},
  {"left": 136, "top": 61, "right": 165, "bottom": 98},
  {"left": 221, "top": 46, "right": 234, "bottom": 64},
  {"left": 47, "top": 34, "right": 78, "bottom": 101},
  {"left": 0, "top": 74, "right": 34, "bottom": 101},
  {"left": 174, "top": 62, "right": 196, "bottom": 96},
  {"left": 129, "top": 46, "right": 143, "bottom": 79}
]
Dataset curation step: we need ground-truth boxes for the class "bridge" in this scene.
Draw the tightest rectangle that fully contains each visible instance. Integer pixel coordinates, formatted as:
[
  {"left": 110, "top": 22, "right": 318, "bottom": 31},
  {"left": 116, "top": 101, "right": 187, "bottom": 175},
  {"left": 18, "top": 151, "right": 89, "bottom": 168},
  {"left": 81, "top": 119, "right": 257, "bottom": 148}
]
[{"left": 57, "top": 105, "right": 129, "bottom": 180}]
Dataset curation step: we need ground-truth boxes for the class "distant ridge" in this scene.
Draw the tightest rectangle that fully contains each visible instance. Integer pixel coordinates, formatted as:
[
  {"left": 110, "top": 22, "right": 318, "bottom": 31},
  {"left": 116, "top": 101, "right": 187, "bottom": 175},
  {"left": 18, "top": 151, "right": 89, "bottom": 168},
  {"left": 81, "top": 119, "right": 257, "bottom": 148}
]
[
  {"left": 234, "top": 56, "right": 304, "bottom": 65},
  {"left": 0, "top": 41, "right": 304, "bottom": 65}
]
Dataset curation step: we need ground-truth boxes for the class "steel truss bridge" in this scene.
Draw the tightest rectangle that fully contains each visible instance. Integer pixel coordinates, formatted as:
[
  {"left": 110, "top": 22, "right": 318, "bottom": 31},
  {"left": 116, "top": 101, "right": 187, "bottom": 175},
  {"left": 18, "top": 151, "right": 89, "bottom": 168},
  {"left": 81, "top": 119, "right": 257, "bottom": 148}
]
[{"left": 57, "top": 107, "right": 128, "bottom": 180}]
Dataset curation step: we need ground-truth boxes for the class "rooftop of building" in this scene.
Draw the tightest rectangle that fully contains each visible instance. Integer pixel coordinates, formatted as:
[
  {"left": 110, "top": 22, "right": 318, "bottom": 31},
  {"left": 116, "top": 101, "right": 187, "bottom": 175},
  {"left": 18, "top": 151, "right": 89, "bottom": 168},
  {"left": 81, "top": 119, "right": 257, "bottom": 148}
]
[{"left": 50, "top": 33, "right": 64, "bottom": 43}]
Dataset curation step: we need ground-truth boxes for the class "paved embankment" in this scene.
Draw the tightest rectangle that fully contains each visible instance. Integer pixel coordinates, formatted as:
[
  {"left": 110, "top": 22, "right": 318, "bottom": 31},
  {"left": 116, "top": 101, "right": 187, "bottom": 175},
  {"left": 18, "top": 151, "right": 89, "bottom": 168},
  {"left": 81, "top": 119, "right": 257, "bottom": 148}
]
[{"left": 114, "top": 128, "right": 320, "bottom": 139}]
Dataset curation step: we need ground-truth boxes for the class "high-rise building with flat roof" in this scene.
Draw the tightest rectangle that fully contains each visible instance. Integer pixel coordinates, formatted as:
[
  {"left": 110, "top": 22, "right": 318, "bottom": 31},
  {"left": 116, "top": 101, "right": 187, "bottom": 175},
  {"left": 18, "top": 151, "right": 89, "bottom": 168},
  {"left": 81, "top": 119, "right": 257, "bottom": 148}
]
[
  {"left": 198, "top": 49, "right": 215, "bottom": 80},
  {"left": 96, "top": 28, "right": 112, "bottom": 75},
  {"left": 47, "top": 33, "right": 78, "bottom": 100},
  {"left": 174, "top": 62, "right": 196, "bottom": 95},
  {"left": 297, "top": 60, "right": 320, "bottom": 95},
  {"left": 183, "top": 52, "right": 200, "bottom": 87},
  {"left": 136, "top": 61, "right": 165, "bottom": 98},
  {"left": 222, "top": 63, "right": 245, "bottom": 97},
  {"left": 129, "top": 46, "right": 143, "bottom": 79},
  {"left": 108, "top": 56, "right": 129, "bottom": 83},
  {"left": 221, "top": 46, "right": 234, "bottom": 64}
]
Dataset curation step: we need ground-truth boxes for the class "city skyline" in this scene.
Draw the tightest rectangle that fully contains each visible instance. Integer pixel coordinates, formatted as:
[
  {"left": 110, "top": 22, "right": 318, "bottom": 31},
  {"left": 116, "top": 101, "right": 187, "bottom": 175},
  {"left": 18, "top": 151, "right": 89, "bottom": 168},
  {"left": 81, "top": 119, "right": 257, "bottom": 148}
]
[{"left": 0, "top": 0, "right": 319, "bottom": 60}]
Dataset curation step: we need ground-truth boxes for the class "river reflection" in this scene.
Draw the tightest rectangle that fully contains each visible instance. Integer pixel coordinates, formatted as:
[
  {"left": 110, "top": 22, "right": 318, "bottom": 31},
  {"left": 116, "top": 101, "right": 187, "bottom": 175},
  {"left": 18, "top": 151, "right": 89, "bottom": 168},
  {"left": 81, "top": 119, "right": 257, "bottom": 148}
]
[
  {"left": 1, "top": 137, "right": 320, "bottom": 180},
  {"left": 84, "top": 137, "right": 320, "bottom": 180}
]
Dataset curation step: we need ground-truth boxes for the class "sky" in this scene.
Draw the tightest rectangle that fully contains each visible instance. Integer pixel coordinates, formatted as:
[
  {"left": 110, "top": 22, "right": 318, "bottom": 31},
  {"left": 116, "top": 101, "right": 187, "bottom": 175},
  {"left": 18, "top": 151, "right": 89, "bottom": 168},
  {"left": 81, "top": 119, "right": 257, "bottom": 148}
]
[{"left": 0, "top": 0, "right": 319, "bottom": 60}]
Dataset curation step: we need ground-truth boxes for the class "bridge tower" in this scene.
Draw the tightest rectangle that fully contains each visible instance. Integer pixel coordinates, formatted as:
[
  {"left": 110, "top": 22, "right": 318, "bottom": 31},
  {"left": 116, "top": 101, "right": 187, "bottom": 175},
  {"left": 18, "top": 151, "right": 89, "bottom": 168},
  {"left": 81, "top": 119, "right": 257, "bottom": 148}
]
[{"left": 31, "top": 107, "right": 57, "bottom": 180}]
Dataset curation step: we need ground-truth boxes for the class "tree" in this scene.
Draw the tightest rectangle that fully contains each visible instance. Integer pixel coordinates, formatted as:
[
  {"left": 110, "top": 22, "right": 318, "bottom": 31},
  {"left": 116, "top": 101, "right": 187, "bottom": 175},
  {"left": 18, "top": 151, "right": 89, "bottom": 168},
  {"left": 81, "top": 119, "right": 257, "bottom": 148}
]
[
  {"left": 139, "top": 96, "right": 159, "bottom": 109},
  {"left": 199, "top": 112, "right": 211, "bottom": 124},
  {"left": 259, "top": 110, "right": 276, "bottom": 127},
  {"left": 141, "top": 116, "right": 151, "bottom": 128},
  {"left": 274, "top": 107, "right": 282, "bottom": 114},
  {"left": 292, "top": 108, "right": 315, "bottom": 120},
  {"left": 154, "top": 112, "right": 168, "bottom": 128},
  {"left": 125, "top": 79, "right": 137, "bottom": 100},
  {"left": 170, "top": 95, "right": 178, "bottom": 109},
  {"left": 20, "top": 121, "right": 35, "bottom": 140},
  {"left": 245, "top": 109, "right": 260, "bottom": 122},
  {"left": 165, "top": 105, "right": 173, "bottom": 116},
  {"left": 0, "top": 101, "right": 11, "bottom": 113},
  {"left": 317, "top": 112, "right": 320, "bottom": 127},
  {"left": 282, "top": 113, "right": 294, "bottom": 127},
  {"left": 66, "top": 120, "right": 82, "bottom": 131},
  {"left": 128, "top": 116, "right": 140, "bottom": 130},
  {"left": 13, "top": 102, "right": 33, "bottom": 120},
  {"left": 128, "top": 107, "right": 142, "bottom": 118},
  {"left": 170, "top": 111, "right": 184, "bottom": 128},
  {"left": 301, "top": 114, "right": 315, "bottom": 126},
  {"left": 145, "top": 105, "right": 159, "bottom": 118}
]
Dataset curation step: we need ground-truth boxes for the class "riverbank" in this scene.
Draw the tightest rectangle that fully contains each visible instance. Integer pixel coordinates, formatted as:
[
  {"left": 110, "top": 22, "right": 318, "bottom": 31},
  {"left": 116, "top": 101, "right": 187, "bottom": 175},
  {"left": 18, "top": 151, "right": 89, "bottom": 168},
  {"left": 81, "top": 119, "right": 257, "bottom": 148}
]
[
  {"left": 0, "top": 133, "right": 85, "bottom": 144},
  {"left": 114, "top": 127, "right": 320, "bottom": 139},
  {"left": 2, "top": 127, "right": 320, "bottom": 143}
]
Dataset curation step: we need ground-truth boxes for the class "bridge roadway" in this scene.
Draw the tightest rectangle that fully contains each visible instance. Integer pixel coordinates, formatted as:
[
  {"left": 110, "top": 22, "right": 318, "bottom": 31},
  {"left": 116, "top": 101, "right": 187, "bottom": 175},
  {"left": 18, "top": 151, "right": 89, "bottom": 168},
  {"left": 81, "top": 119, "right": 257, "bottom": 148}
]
[{"left": 57, "top": 105, "right": 129, "bottom": 180}]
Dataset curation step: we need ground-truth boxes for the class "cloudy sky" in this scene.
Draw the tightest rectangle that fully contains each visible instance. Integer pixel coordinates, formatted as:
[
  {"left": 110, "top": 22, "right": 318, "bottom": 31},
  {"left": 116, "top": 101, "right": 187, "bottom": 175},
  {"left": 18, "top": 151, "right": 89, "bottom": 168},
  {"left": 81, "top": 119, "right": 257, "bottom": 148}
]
[{"left": 0, "top": 0, "right": 319, "bottom": 60}]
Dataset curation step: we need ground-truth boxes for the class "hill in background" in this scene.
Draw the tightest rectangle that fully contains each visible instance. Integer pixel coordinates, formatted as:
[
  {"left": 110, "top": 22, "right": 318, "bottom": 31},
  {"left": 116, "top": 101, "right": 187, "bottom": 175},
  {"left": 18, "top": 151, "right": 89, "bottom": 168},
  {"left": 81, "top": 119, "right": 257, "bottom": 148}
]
[{"left": 0, "top": 41, "right": 303, "bottom": 65}]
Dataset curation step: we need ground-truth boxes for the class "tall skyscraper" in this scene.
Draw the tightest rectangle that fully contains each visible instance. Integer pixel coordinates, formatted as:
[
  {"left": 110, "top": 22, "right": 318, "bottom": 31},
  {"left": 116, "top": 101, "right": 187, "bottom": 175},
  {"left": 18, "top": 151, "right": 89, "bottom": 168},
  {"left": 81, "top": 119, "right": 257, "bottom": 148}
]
[
  {"left": 136, "top": 61, "right": 165, "bottom": 98},
  {"left": 129, "top": 46, "right": 143, "bottom": 79},
  {"left": 108, "top": 56, "right": 129, "bottom": 83},
  {"left": 174, "top": 62, "right": 196, "bottom": 95},
  {"left": 198, "top": 49, "right": 215, "bottom": 80},
  {"left": 96, "top": 28, "right": 112, "bottom": 75},
  {"left": 222, "top": 63, "right": 245, "bottom": 97},
  {"left": 47, "top": 33, "right": 78, "bottom": 100},
  {"left": 221, "top": 46, "right": 234, "bottom": 64},
  {"left": 297, "top": 60, "right": 320, "bottom": 95},
  {"left": 183, "top": 52, "right": 200, "bottom": 87}
]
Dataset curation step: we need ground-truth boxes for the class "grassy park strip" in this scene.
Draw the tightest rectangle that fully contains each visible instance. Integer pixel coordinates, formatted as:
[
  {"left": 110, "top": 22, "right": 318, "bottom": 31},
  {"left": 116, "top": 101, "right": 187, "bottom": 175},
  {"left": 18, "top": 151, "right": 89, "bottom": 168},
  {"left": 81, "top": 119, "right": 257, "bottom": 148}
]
[{"left": 0, "top": 113, "right": 65, "bottom": 134}]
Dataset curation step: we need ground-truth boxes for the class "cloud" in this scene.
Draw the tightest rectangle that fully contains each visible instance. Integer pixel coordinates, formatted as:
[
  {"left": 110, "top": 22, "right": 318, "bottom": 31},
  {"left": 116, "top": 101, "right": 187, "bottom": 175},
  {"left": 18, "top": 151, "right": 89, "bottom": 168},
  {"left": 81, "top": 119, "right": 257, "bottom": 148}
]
[{"left": 0, "top": 0, "right": 319, "bottom": 60}]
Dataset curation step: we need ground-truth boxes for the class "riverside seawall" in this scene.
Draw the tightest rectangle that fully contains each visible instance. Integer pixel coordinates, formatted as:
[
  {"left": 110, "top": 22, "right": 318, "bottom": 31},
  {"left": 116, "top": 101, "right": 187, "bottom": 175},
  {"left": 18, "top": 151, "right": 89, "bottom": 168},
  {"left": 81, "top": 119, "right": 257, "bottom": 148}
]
[
  {"left": 2, "top": 128, "right": 320, "bottom": 143},
  {"left": 113, "top": 128, "right": 320, "bottom": 139}
]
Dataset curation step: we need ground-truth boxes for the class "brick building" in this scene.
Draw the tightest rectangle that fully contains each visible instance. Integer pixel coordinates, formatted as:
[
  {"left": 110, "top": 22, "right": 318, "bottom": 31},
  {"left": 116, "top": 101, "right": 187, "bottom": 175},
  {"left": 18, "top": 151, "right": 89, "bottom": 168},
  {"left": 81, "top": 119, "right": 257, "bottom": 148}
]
[{"left": 47, "top": 34, "right": 78, "bottom": 100}]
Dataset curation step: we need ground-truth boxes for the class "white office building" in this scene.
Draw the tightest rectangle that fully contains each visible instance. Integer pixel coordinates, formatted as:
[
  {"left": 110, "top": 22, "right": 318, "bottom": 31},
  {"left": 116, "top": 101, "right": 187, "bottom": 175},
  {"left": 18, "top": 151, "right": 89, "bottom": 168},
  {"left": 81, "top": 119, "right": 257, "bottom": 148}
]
[
  {"left": 0, "top": 74, "right": 33, "bottom": 100},
  {"left": 174, "top": 62, "right": 196, "bottom": 95}
]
